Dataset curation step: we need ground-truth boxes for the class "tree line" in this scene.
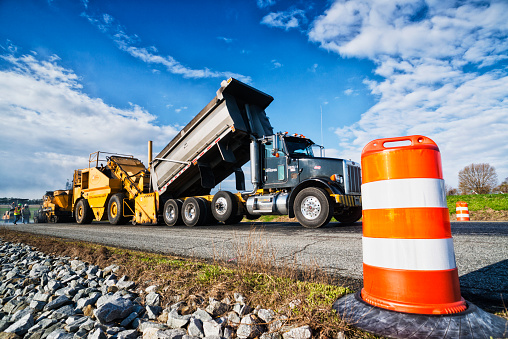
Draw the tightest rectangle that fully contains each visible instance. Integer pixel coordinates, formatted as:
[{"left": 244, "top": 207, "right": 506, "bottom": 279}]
[
  {"left": 447, "top": 163, "right": 508, "bottom": 196},
  {"left": 0, "top": 197, "right": 43, "bottom": 205}
]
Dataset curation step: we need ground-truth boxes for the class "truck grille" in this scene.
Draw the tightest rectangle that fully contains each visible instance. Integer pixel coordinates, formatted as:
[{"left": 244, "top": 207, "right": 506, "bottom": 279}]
[{"left": 344, "top": 161, "right": 361, "bottom": 195}]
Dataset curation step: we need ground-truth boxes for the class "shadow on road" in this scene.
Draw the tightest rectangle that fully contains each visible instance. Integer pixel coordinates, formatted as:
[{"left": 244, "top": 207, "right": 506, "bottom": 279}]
[{"left": 459, "top": 259, "right": 508, "bottom": 313}]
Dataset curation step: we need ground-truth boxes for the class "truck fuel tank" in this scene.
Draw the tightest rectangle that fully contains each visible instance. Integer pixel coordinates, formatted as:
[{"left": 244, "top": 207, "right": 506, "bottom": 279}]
[{"left": 246, "top": 192, "right": 289, "bottom": 215}]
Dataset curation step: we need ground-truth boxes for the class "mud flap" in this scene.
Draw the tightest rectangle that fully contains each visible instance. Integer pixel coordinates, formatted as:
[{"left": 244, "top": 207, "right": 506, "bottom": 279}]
[
  {"left": 234, "top": 168, "right": 245, "bottom": 191},
  {"left": 198, "top": 162, "right": 215, "bottom": 188}
]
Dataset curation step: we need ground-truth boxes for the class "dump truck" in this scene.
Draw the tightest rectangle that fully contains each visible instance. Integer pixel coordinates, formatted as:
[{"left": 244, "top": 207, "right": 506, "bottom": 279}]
[
  {"left": 70, "top": 78, "right": 361, "bottom": 228},
  {"left": 33, "top": 190, "right": 74, "bottom": 223}
]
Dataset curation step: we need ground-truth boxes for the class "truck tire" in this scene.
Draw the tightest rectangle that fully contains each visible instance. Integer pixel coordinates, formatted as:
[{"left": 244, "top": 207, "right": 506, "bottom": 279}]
[
  {"left": 228, "top": 214, "right": 244, "bottom": 224},
  {"left": 163, "top": 199, "right": 183, "bottom": 226},
  {"left": 108, "top": 193, "right": 128, "bottom": 225},
  {"left": 75, "top": 199, "right": 93, "bottom": 224},
  {"left": 182, "top": 197, "right": 208, "bottom": 226},
  {"left": 211, "top": 191, "right": 239, "bottom": 224},
  {"left": 294, "top": 187, "right": 333, "bottom": 228},
  {"left": 335, "top": 207, "right": 362, "bottom": 224},
  {"left": 244, "top": 212, "right": 260, "bottom": 221}
]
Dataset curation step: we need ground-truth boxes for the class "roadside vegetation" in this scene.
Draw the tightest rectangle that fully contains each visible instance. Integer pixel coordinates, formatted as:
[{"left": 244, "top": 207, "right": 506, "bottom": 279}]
[
  {"left": 0, "top": 227, "right": 378, "bottom": 338},
  {"left": 446, "top": 194, "right": 508, "bottom": 212},
  {"left": 447, "top": 193, "right": 508, "bottom": 221}
]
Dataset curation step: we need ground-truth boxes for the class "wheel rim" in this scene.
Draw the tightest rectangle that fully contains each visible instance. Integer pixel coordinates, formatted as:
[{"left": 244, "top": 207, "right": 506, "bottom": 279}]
[
  {"left": 301, "top": 196, "right": 321, "bottom": 220},
  {"left": 77, "top": 205, "right": 83, "bottom": 219},
  {"left": 111, "top": 202, "right": 118, "bottom": 218},
  {"left": 184, "top": 203, "right": 196, "bottom": 221},
  {"left": 214, "top": 197, "right": 228, "bottom": 216},
  {"left": 165, "top": 205, "right": 175, "bottom": 221}
]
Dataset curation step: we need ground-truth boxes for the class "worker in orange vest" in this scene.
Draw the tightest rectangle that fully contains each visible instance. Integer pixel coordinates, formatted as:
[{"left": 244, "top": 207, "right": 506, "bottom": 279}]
[{"left": 13, "top": 204, "right": 21, "bottom": 225}]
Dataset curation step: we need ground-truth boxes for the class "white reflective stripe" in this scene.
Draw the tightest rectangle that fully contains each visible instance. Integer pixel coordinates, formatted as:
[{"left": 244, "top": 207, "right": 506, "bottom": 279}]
[
  {"left": 363, "top": 237, "right": 456, "bottom": 270},
  {"left": 457, "top": 214, "right": 469, "bottom": 218},
  {"left": 456, "top": 207, "right": 469, "bottom": 211},
  {"left": 362, "top": 178, "right": 446, "bottom": 210}
]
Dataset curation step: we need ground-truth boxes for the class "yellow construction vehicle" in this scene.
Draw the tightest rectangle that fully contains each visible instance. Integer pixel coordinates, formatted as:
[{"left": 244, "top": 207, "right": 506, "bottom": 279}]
[
  {"left": 72, "top": 151, "right": 157, "bottom": 225},
  {"left": 34, "top": 190, "right": 74, "bottom": 223}
]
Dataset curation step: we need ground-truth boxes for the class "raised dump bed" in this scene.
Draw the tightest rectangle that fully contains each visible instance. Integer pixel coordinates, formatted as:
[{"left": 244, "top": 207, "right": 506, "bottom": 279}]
[{"left": 152, "top": 78, "right": 274, "bottom": 199}]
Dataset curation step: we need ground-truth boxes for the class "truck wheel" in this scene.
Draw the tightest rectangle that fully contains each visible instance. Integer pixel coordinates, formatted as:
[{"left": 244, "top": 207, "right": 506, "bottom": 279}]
[
  {"left": 211, "top": 191, "right": 238, "bottom": 224},
  {"left": 294, "top": 187, "right": 333, "bottom": 228},
  {"left": 163, "top": 199, "right": 183, "bottom": 226},
  {"left": 245, "top": 212, "right": 260, "bottom": 221},
  {"left": 228, "top": 214, "right": 244, "bottom": 224},
  {"left": 75, "top": 199, "right": 93, "bottom": 224},
  {"left": 335, "top": 207, "right": 362, "bottom": 224},
  {"left": 108, "top": 193, "right": 128, "bottom": 225},
  {"left": 182, "top": 197, "right": 208, "bottom": 226}
]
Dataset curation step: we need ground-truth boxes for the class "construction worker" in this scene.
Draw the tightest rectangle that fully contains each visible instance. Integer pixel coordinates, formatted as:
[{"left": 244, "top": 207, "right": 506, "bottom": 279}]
[
  {"left": 22, "top": 204, "right": 31, "bottom": 224},
  {"left": 13, "top": 204, "right": 21, "bottom": 225}
]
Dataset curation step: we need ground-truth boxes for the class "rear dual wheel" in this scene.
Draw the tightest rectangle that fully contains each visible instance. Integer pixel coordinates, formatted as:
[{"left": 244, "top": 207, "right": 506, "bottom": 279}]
[
  {"left": 211, "top": 191, "right": 242, "bottom": 224},
  {"left": 164, "top": 192, "right": 243, "bottom": 227},
  {"left": 163, "top": 199, "right": 183, "bottom": 226},
  {"left": 182, "top": 197, "right": 210, "bottom": 227}
]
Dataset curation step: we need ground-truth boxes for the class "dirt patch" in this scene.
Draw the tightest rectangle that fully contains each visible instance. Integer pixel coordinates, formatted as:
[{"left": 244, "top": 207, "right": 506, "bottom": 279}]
[{"left": 450, "top": 209, "right": 508, "bottom": 221}]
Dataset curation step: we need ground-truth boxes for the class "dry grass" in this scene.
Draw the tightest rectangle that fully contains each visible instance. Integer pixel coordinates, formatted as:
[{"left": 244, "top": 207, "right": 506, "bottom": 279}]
[
  {"left": 450, "top": 208, "right": 508, "bottom": 221},
  {"left": 0, "top": 227, "right": 373, "bottom": 338}
]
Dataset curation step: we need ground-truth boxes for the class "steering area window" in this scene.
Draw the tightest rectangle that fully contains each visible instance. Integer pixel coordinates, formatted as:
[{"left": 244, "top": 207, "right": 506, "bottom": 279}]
[{"left": 285, "top": 137, "right": 314, "bottom": 158}]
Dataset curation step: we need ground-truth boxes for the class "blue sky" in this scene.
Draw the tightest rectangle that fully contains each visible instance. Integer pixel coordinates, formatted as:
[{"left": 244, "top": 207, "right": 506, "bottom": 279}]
[{"left": 0, "top": 0, "right": 507, "bottom": 198}]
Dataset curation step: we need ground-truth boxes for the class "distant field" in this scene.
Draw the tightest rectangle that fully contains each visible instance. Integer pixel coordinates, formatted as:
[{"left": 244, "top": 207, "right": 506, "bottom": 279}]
[
  {"left": 447, "top": 194, "right": 508, "bottom": 212},
  {"left": 0, "top": 204, "right": 39, "bottom": 223}
]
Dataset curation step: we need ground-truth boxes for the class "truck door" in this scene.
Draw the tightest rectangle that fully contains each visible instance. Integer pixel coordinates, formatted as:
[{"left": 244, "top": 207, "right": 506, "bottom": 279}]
[{"left": 262, "top": 141, "right": 287, "bottom": 186}]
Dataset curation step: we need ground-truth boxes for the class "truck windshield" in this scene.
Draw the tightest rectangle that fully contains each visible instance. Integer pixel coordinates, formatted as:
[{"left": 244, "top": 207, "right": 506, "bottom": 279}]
[{"left": 285, "top": 138, "right": 314, "bottom": 158}]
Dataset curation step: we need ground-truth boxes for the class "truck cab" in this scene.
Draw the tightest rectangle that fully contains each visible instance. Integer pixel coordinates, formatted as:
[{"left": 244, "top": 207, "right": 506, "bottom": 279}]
[
  {"left": 261, "top": 133, "right": 360, "bottom": 194},
  {"left": 242, "top": 132, "right": 362, "bottom": 227}
]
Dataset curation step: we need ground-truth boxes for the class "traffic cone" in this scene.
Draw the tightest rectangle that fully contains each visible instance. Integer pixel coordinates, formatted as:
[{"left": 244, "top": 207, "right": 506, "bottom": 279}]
[
  {"left": 333, "top": 135, "right": 508, "bottom": 339},
  {"left": 456, "top": 201, "right": 470, "bottom": 221},
  {"left": 360, "top": 135, "right": 466, "bottom": 315}
]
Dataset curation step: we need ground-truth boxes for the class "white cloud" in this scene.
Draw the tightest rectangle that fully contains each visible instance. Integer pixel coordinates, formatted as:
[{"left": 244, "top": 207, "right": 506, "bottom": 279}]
[
  {"left": 217, "top": 36, "right": 234, "bottom": 44},
  {"left": 307, "top": 0, "right": 508, "bottom": 187},
  {"left": 261, "top": 9, "right": 307, "bottom": 31},
  {"left": 344, "top": 89, "right": 354, "bottom": 96},
  {"left": 0, "top": 52, "right": 179, "bottom": 198},
  {"left": 83, "top": 12, "right": 251, "bottom": 83},
  {"left": 271, "top": 60, "right": 282, "bottom": 68},
  {"left": 309, "top": 0, "right": 508, "bottom": 64},
  {"left": 257, "top": 0, "right": 275, "bottom": 9}
]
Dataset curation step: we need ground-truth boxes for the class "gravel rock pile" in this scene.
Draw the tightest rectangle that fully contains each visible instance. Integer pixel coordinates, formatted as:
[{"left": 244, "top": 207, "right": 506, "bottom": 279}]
[{"left": 0, "top": 241, "right": 312, "bottom": 339}]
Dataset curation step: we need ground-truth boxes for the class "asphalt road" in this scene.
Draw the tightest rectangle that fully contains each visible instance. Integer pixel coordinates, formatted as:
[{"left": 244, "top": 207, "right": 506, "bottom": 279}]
[{"left": 2, "top": 220, "right": 507, "bottom": 312}]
